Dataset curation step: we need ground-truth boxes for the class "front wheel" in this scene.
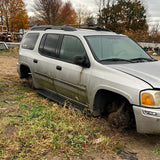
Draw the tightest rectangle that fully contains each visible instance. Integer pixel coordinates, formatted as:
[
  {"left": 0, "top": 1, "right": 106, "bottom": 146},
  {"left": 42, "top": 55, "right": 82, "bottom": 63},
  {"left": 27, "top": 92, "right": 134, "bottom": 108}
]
[{"left": 107, "top": 102, "right": 131, "bottom": 129}]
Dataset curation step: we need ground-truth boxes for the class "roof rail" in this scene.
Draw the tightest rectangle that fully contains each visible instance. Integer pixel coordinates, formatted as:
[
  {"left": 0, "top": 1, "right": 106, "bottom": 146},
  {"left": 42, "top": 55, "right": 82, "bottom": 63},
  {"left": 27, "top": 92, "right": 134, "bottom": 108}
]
[
  {"left": 83, "top": 26, "right": 112, "bottom": 32},
  {"left": 30, "top": 24, "right": 112, "bottom": 32},
  {"left": 66, "top": 24, "right": 95, "bottom": 28},
  {"left": 30, "top": 25, "right": 77, "bottom": 31},
  {"left": 66, "top": 24, "right": 112, "bottom": 32}
]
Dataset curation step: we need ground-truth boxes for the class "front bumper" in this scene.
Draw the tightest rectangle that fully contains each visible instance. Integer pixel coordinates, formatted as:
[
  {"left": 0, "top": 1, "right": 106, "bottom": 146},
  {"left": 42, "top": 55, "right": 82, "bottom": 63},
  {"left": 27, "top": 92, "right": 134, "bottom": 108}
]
[{"left": 133, "top": 105, "right": 160, "bottom": 133}]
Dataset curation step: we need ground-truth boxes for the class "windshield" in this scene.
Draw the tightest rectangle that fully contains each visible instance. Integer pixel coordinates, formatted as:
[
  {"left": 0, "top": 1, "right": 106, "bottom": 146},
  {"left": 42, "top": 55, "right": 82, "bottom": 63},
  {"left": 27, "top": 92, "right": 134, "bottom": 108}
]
[{"left": 85, "top": 35, "right": 153, "bottom": 63}]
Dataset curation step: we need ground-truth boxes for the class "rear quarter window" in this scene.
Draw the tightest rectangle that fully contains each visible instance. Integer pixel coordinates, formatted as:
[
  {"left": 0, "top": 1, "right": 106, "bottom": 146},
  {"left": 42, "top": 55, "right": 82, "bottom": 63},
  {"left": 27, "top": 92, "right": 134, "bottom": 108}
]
[
  {"left": 39, "top": 34, "right": 59, "bottom": 58},
  {"left": 22, "top": 33, "right": 39, "bottom": 50}
]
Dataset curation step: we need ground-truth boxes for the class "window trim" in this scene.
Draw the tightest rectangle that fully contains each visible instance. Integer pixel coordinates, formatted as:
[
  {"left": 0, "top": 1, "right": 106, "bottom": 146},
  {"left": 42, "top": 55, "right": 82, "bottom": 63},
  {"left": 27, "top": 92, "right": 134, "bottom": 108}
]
[
  {"left": 21, "top": 33, "right": 39, "bottom": 50},
  {"left": 58, "top": 34, "right": 89, "bottom": 65},
  {"left": 38, "top": 33, "right": 60, "bottom": 59},
  {"left": 85, "top": 35, "right": 153, "bottom": 65}
]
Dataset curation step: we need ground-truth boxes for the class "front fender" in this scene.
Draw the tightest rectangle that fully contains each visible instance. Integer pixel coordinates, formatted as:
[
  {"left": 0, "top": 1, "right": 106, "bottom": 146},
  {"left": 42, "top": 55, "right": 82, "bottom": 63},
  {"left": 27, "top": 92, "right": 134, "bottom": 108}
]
[{"left": 88, "top": 82, "right": 152, "bottom": 112}]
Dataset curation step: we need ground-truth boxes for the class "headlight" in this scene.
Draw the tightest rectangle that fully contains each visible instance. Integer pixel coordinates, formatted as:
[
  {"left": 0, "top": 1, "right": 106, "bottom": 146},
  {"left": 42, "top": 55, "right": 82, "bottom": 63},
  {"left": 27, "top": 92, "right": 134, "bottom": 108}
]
[{"left": 141, "top": 90, "right": 160, "bottom": 108}]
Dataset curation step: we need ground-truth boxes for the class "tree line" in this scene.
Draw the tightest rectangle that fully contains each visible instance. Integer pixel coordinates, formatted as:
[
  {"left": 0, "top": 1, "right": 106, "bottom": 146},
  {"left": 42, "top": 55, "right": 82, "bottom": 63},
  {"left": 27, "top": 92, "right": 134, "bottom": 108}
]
[
  {"left": 0, "top": 0, "right": 28, "bottom": 32},
  {"left": 32, "top": 0, "right": 77, "bottom": 25},
  {"left": 96, "top": 0, "right": 149, "bottom": 42},
  {"left": 0, "top": 0, "right": 160, "bottom": 43}
]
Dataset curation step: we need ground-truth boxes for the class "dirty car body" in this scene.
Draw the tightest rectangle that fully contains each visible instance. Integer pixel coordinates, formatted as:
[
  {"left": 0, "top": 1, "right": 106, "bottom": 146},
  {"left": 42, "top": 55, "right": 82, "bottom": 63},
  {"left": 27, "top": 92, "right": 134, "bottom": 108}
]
[{"left": 17, "top": 25, "right": 160, "bottom": 133}]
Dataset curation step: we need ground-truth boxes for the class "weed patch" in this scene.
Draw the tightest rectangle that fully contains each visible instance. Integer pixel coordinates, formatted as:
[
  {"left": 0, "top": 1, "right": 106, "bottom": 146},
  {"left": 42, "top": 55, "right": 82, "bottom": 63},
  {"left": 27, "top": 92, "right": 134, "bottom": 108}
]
[
  {"left": 0, "top": 47, "right": 19, "bottom": 56},
  {"left": 0, "top": 79, "right": 116, "bottom": 159}
]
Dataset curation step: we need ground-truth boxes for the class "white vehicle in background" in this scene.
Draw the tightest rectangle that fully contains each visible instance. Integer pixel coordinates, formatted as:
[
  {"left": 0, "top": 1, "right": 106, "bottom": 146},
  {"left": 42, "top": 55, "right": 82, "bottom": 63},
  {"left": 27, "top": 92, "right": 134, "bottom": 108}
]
[{"left": 17, "top": 25, "right": 160, "bottom": 133}]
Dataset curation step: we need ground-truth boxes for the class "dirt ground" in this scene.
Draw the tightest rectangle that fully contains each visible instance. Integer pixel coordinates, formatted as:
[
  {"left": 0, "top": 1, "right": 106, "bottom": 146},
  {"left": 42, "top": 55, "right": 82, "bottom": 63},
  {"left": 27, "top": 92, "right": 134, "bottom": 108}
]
[
  {"left": 0, "top": 54, "right": 18, "bottom": 79},
  {"left": 1, "top": 54, "right": 160, "bottom": 160}
]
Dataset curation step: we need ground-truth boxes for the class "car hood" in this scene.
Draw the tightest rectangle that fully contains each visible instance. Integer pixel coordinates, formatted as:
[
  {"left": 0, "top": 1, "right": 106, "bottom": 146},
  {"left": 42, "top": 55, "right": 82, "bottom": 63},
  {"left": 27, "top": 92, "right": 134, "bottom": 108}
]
[{"left": 109, "top": 61, "right": 160, "bottom": 88}]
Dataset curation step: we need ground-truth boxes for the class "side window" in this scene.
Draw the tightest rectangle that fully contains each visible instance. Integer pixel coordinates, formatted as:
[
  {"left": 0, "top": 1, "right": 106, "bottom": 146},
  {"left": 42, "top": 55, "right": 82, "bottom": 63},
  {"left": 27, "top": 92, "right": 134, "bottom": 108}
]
[
  {"left": 60, "top": 35, "right": 86, "bottom": 63},
  {"left": 39, "top": 34, "right": 59, "bottom": 58},
  {"left": 22, "top": 33, "right": 39, "bottom": 50}
]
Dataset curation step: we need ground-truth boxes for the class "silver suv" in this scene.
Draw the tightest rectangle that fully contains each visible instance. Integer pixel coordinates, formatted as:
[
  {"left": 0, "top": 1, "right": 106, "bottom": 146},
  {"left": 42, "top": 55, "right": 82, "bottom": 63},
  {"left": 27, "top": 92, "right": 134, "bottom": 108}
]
[{"left": 17, "top": 25, "right": 160, "bottom": 133}]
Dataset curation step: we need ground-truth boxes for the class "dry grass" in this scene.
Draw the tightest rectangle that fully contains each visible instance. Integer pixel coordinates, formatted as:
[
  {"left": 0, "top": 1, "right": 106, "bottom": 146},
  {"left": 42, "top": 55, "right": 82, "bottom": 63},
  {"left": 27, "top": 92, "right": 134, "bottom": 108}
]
[
  {"left": 0, "top": 74, "right": 121, "bottom": 159},
  {"left": 0, "top": 47, "right": 19, "bottom": 57}
]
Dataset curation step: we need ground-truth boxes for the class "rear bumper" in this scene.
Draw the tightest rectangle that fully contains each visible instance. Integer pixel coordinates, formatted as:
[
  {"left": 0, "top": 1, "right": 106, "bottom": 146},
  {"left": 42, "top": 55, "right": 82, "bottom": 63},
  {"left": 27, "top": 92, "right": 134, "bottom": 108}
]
[{"left": 133, "top": 105, "right": 160, "bottom": 133}]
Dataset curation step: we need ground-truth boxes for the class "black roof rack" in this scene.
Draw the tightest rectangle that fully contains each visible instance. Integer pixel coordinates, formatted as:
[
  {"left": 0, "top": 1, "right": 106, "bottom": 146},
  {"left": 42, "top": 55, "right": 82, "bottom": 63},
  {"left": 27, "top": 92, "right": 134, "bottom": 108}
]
[
  {"left": 30, "top": 25, "right": 77, "bottom": 31},
  {"left": 30, "top": 24, "right": 112, "bottom": 32},
  {"left": 82, "top": 26, "right": 111, "bottom": 32},
  {"left": 66, "top": 24, "right": 112, "bottom": 32}
]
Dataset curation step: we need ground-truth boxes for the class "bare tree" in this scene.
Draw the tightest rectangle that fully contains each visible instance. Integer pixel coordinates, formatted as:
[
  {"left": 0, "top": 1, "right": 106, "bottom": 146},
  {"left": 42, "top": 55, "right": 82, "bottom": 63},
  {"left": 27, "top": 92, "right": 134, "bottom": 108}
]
[
  {"left": 95, "top": 0, "right": 111, "bottom": 13},
  {"left": 76, "top": 5, "right": 91, "bottom": 25},
  {"left": 34, "top": 0, "right": 62, "bottom": 25},
  {"left": 95, "top": 0, "right": 103, "bottom": 13},
  {"left": 149, "top": 24, "right": 160, "bottom": 43},
  {"left": 77, "top": 7, "right": 83, "bottom": 25}
]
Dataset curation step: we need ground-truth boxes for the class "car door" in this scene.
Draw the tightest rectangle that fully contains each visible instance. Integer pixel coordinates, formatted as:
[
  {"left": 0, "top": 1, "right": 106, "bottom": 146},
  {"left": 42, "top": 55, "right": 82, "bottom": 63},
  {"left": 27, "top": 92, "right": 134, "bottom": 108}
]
[
  {"left": 33, "top": 33, "right": 60, "bottom": 91},
  {"left": 54, "top": 35, "right": 89, "bottom": 104}
]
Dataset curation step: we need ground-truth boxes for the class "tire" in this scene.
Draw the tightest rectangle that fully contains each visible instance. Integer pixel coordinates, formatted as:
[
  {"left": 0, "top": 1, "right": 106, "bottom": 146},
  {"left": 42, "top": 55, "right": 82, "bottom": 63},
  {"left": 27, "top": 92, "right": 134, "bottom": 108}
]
[{"left": 107, "top": 102, "right": 130, "bottom": 129}]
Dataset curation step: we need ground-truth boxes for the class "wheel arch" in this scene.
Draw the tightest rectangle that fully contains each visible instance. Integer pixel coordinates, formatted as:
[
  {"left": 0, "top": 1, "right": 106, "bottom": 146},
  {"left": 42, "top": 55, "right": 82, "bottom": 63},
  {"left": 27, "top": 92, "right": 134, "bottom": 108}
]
[
  {"left": 19, "top": 64, "right": 31, "bottom": 79},
  {"left": 92, "top": 88, "right": 134, "bottom": 116}
]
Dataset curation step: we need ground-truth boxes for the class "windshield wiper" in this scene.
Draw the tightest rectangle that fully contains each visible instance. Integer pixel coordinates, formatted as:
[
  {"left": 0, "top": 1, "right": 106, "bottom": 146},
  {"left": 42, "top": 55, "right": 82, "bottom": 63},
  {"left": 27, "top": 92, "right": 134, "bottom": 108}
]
[
  {"left": 100, "top": 58, "right": 132, "bottom": 63},
  {"left": 130, "top": 57, "right": 157, "bottom": 62}
]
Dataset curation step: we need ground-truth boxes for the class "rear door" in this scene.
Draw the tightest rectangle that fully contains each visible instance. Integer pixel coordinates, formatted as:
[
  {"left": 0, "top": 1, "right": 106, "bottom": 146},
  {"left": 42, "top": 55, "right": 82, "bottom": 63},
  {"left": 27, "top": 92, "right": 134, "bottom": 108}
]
[{"left": 33, "top": 33, "right": 60, "bottom": 91}]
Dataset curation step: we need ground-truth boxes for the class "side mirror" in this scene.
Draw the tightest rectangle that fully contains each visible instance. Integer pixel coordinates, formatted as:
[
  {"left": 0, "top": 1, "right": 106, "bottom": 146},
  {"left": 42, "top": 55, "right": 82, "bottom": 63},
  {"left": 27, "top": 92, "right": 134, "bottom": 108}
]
[{"left": 74, "top": 55, "right": 90, "bottom": 68}]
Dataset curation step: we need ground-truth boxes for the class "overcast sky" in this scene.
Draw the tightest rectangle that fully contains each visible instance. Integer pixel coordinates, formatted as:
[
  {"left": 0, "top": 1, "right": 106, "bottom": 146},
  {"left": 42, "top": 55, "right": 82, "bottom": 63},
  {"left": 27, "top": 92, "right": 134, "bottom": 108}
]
[
  {"left": 23, "top": 0, "right": 160, "bottom": 28},
  {"left": 147, "top": 0, "right": 160, "bottom": 26}
]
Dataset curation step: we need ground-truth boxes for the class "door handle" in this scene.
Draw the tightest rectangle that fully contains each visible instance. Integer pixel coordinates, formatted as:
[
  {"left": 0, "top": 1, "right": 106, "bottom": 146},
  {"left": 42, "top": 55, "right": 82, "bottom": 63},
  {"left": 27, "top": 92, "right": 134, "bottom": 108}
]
[
  {"left": 56, "top": 65, "right": 62, "bottom": 71},
  {"left": 33, "top": 59, "right": 38, "bottom": 63}
]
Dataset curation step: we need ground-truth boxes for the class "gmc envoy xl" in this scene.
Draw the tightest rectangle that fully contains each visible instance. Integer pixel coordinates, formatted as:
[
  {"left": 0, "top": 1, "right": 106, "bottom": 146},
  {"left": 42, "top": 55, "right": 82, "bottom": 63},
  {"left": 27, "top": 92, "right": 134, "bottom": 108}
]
[{"left": 17, "top": 25, "right": 160, "bottom": 133}]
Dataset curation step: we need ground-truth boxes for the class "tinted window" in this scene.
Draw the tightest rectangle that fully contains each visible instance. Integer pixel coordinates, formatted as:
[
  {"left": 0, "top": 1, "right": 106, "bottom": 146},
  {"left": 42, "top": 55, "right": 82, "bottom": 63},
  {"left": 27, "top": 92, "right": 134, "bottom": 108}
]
[
  {"left": 22, "top": 33, "right": 39, "bottom": 50},
  {"left": 39, "top": 34, "right": 59, "bottom": 57},
  {"left": 60, "top": 35, "right": 86, "bottom": 63}
]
